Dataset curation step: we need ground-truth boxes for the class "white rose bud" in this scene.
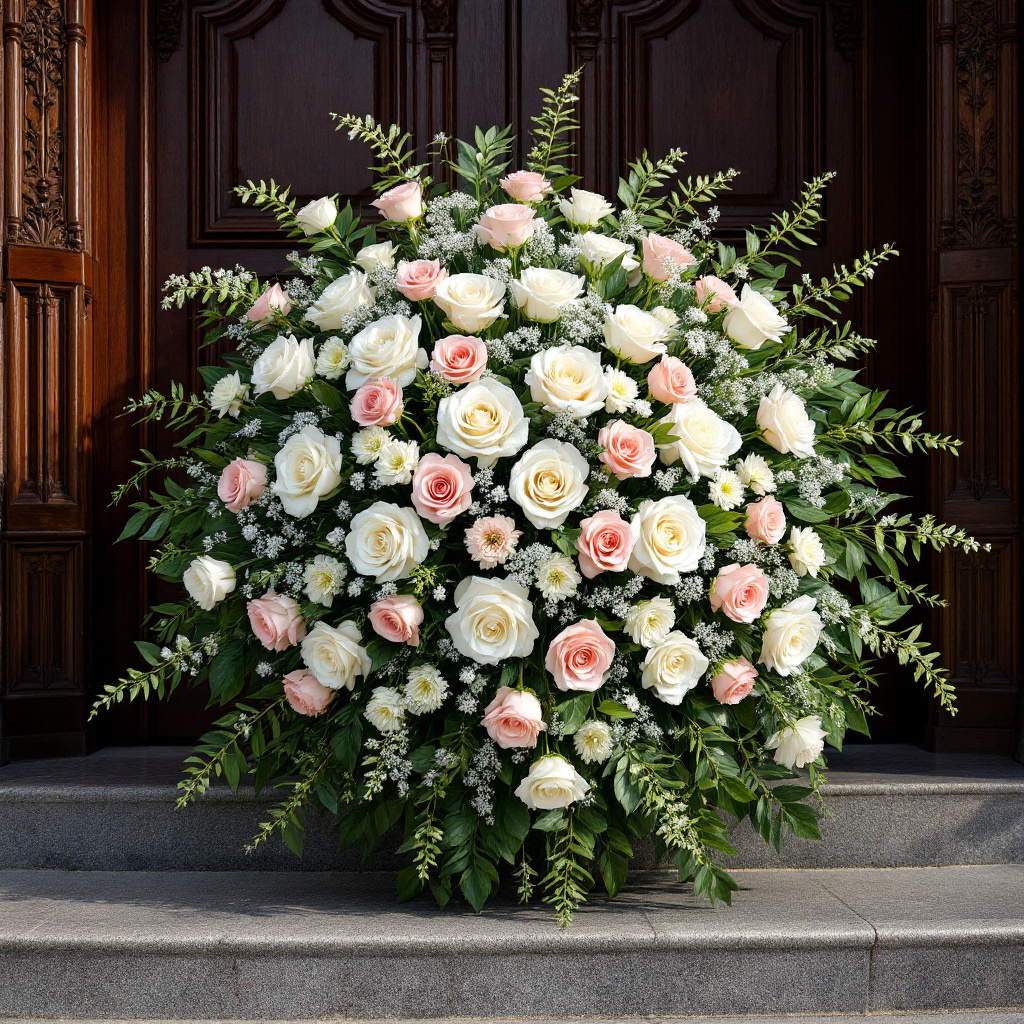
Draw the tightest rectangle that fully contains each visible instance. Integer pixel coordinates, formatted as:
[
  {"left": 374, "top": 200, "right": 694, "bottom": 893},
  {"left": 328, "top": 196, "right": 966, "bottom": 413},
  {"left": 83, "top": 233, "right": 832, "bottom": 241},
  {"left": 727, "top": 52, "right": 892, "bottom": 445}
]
[
  {"left": 603, "top": 304, "right": 670, "bottom": 363},
  {"left": 345, "top": 501, "right": 429, "bottom": 582},
  {"left": 346, "top": 314, "right": 427, "bottom": 390},
  {"left": 578, "top": 231, "right": 639, "bottom": 272},
  {"left": 756, "top": 384, "right": 817, "bottom": 459},
  {"left": 300, "top": 620, "right": 371, "bottom": 691},
  {"left": 760, "top": 595, "right": 823, "bottom": 677},
  {"left": 209, "top": 370, "right": 248, "bottom": 419},
  {"left": 509, "top": 439, "right": 589, "bottom": 530},
  {"left": 525, "top": 345, "right": 608, "bottom": 417},
  {"left": 629, "top": 495, "right": 707, "bottom": 584},
  {"left": 436, "top": 378, "right": 528, "bottom": 467},
  {"left": 723, "top": 284, "right": 790, "bottom": 350},
  {"left": 788, "top": 526, "right": 826, "bottom": 578},
  {"left": 558, "top": 188, "right": 614, "bottom": 229},
  {"left": 623, "top": 596, "right": 676, "bottom": 648},
  {"left": 766, "top": 715, "right": 827, "bottom": 769},
  {"left": 272, "top": 425, "right": 343, "bottom": 519},
  {"left": 353, "top": 240, "right": 397, "bottom": 272},
  {"left": 251, "top": 334, "right": 315, "bottom": 400},
  {"left": 304, "top": 270, "right": 376, "bottom": 331},
  {"left": 515, "top": 754, "right": 590, "bottom": 810},
  {"left": 509, "top": 267, "right": 585, "bottom": 322},
  {"left": 659, "top": 398, "right": 743, "bottom": 479},
  {"left": 182, "top": 555, "right": 236, "bottom": 611},
  {"left": 641, "top": 630, "right": 709, "bottom": 705},
  {"left": 444, "top": 576, "right": 539, "bottom": 665},
  {"left": 295, "top": 196, "right": 338, "bottom": 236},
  {"left": 432, "top": 273, "right": 506, "bottom": 333}
]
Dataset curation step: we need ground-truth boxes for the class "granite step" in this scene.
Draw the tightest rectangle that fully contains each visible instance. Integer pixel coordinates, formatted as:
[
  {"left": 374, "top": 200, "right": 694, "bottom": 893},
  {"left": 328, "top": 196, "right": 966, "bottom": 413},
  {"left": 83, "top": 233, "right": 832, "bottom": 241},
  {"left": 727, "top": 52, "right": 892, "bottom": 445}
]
[
  {"left": 0, "top": 744, "right": 1021, "bottom": 872},
  {"left": 5, "top": 1016, "right": 1024, "bottom": 1024},
  {"left": 0, "top": 865, "right": 1023, "bottom": 1018}
]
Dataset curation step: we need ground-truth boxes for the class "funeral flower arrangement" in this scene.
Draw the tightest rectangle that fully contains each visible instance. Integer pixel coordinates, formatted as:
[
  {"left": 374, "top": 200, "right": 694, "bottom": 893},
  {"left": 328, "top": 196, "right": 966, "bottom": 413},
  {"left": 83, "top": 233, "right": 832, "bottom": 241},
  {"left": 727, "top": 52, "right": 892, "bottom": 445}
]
[{"left": 96, "top": 72, "right": 978, "bottom": 925}]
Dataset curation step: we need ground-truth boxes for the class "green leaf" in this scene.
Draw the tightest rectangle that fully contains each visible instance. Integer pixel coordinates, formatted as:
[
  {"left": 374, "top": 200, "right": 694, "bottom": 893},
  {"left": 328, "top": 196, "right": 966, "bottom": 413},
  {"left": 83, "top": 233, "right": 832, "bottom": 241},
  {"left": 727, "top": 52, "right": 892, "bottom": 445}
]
[
  {"left": 208, "top": 640, "right": 245, "bottom": 704},
  {"left": 459, "top": 859, "right": 497, "bottom": 911},
  {"left": 555, "top": 693, "right": 594, "bottom": 734},
  {"left": 784, "top": 497, "right": 832, "bottom": 524},
  {"left": 598, "top": 699, "right": 636, "bottom": 719}
]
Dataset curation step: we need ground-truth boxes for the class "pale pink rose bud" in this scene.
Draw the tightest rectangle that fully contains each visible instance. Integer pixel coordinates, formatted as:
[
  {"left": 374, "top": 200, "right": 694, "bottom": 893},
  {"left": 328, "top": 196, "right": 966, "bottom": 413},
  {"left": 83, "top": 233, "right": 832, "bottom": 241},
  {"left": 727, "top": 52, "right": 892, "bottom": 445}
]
[
  {"left": 368, "top": 594, "right": 424, "bottom": 646},
  {"left": 411, "top": 453, "right": 474, "bottom": 524},
  {"left": 545, "top": 619, "right": 617, "bottom": 692},
  {"left": 745, "top": 495, "right": 786, "bottom": 545},
  {"left": 283, "top": 670, "right": 334, "bottom": 717},
  {"left": 481, "top": 686, "right": 546, "bottom": 748},
  {"left": 711, "top": 657, "right": 758, "bottom": 705},
  {"left": 370, "top": 181, "right": 423, "bottom": 222},
  {"left": 499, "top": 170, "right": 552, "bottom": 202},
  {"left": 350, "top": 377, "right": 403, "bottom": 426},
  {"left": 430, "top": 335, "right": 488, "bottom": 384},
  {"left": 647, "top": 355, "right": 697, "bottom": 404},
  {"left": 473, "top": 203, "right": 538, "bottom": 250},
  {"left": 709, "top": 563, "right": 770, "bottom": 624},
  {"left": 598, "top": 419, "right": 657, "bottom": 480},
  {"left": 695, "top": 275, "right": 738, "bottom": 313},
  {"left": 217, "top": 457, "right": 267, "bottom": 513},
  {"left": 642, "top": 233, "right": 697, "bottom": 281},
  {"left": 395, "top": 259, "right": 448, "bottom": 302},
  {"left": 246, "top": 282, "right": 291, "bottom": 323},
  {"left": 247, "top": 592, "right": 306, "bottom": 652},
  {"left": 576, "top": 510, "right": 634, "bottom": 578}
]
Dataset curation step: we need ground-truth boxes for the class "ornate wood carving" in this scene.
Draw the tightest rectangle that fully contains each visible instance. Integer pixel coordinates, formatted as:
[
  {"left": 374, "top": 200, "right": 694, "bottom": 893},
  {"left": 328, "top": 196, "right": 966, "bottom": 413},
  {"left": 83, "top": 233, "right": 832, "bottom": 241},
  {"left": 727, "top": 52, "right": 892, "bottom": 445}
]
[
  {"left": 828, "top": 0, "right": 861, "bottom": 61},
  {"left": 153, "top": 0, "right": 185, "bottom": 62}
]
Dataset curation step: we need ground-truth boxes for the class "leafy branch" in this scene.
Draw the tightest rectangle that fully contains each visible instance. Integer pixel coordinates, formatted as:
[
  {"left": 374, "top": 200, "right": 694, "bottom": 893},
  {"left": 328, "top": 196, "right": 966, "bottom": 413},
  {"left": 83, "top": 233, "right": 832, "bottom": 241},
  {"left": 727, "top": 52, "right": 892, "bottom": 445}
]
[
  {"left": 658, "top": 168, "right": 739, "bottom": 233},
  {"left": 332, "top": 114, "right": 427, "bottom": 191},
  {"left": 526, "top": 67, "right": 583, "bottom": 180},
  {"left": 617, "top": 148, "right": 686, "bottom": 219},
  {"left": 784, "top": 244, "right": 898, "bottom": 320}
]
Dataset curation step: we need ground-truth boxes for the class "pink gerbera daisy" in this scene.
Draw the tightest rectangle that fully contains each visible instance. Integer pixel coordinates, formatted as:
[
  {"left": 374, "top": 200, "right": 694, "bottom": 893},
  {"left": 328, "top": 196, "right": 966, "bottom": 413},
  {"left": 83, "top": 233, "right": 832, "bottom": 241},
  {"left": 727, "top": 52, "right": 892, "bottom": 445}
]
[{"left": 464, "top": 515, "right": 523, "bottom": 569}]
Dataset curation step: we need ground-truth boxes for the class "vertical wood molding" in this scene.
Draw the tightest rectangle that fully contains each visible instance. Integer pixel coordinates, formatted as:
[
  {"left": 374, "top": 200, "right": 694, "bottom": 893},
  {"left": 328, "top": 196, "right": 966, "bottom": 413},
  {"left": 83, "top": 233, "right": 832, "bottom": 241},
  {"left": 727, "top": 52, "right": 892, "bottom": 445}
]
[{"left": 420, "top": 0, "right": 457, "bottom": 184}]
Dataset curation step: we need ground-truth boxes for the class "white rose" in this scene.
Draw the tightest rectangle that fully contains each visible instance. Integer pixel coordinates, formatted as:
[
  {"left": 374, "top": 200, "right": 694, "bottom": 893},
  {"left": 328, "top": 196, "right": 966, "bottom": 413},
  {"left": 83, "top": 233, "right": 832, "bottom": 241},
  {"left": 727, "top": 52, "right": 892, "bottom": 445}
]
[
  {"left": 788, "top": 526, "right": 826, "bottom": 578},
  {"left": 315, "top": 336, "right": 350, "bottom": 380},
  {"left": 300, "top": 619, "right": 370, "bottom": 691},
  {"left": 604, "top": 366, "right": 639, "bottom": 413},
  {"left": 354, "top": 241, "right": 396, "bottom": 272},
  {"left": 757, "top": 384, "right": 817, "bottom": 459},
  {"left": 272, "top": 425, "right": 343, "bottom": 518},
  {"left": 509, "top": 267, "right": 585, "bottom": 322},
  {"left": 525, "top": 345, "right": 608, "bottom": 417},
  {"left": 515, "top": 755, "right": 590, "bottom": 810},
  {"left": 509, "top": 439, "right": 589, "bottom": 529},
  {"left": 345, "top": 314, "right": 427, "bottom": 390},
  {"left": 641, "top": 630, "right": 709, "bottom": 705},
  {"left": 603, "top": 304, "right": 670, "bottom": 363},
  {"left": 182, "top": 555, "right": 235, "bottom": 611},
  {"left": 574, "top": 721, "right": 614, "bottom": 765},
  {"left": 629, "top": 495, "right": 706, "bottom": 584},
  {"left": 651, "top": 305, "right": 680, "bottom": 329},
  {"left": 559, "top": 188, "right": 614, "bottom": 228},
  {"left": 209, "top": 371, "right": 248, "bottom": 419},
  {"left": 623, "top": 596, "right": 676, "bottom": 648},
  {"left": 444, "top": 576, "right": 539, "bottom": 665},
  {"left": 723, "top": 284, "right": 790, "bottom": 350},
  {"left": 659, "top": 398, "right": 743, "bottom": 479},
  {"left": 436, "top": 377, "right": 528, "bottom": 467},
  {"left": 432, "top": 273, "right": 506, "bottom": 333},
  {"left": 578, "top": 231, "right": 639, "bottom": 272},
  {"left": 760, "top": 595, "right": 823, "bottom": 676},
  {"left": 251, "top": 334, "right": 315, "bottom": 400},
  {"left": 304, "top": 270, "right": 376, "bottom": 330},
  {"left": 364, "top": 686, "right": 406, "bottom": 732},
  {"left": 766, "top": 715, "right": 827, "bottom": 769},
  {"left": 345, "top": 501, "right": 429, "bottom": 582},
  {"left": 295, "top": 196, "right": 337, "bottom": 236}
]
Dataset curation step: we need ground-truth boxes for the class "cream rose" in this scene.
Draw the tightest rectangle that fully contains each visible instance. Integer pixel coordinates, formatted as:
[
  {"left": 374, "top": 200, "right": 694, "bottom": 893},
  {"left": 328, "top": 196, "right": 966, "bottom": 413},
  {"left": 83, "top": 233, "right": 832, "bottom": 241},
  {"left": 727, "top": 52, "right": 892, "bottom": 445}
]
[
  {"left": 444, "top": 576, "right": 539, "bottom": 665},
  {"left": 345, "top": 314, "right": 427, "bottom": 390},
  {"left": 436, "top": 377, "right": 528, "bottom": 467},
  {"left": 760, "top": 595, "right": 823, "bottom": 677},
  {"left": 757, "top": 384, "right": 817, "bottom": 459},
  {"left": 623, "top": 596, "right": 676, "bottom": 648},
  {"left": 641, "top": 630, "right": 709, "bottom": 705},
  {"left": 354, "top": 240, "right": 396, "bottom": 272},
  {"left": 578, "top": 231, "right": 639, "bottom": 272},
  {"left": 525, "top": 345, "right": 608, "bottom": 416},
  {"left": 603, "top": 304, "right": 671, "bottom": 363},
  {"left": 509, "top": 267, "right": 585, "bottom": 322},
  {"left": 251, "top": 334, "right": 315, "bottom": 400},
  {"left": 515, "top": 755, "right": 590, "bottom": 810},
  {"left": 766, "top": 715, "right": 827, "bottom": 769},
  {"left": 432, "top": 273, "right": 506, "bottom": 333},
  {"left": 659, "top": 398, "right": 742, "bottom": 478},
  {"left": 559, "top": 188, "right": 614, "bottom": 228},
  {"left": 723, "top": 284, "right": 790, "bottom": 350},
  {"left": 300, "top": 620, "right": 371, "bottom": 691},
  {"left": 182, "top": 555, "right": 235, "bottom": 611},
  {"left": 629, "top": 495, "right": 706, "bottom": 584},
  {"left": 304, "top": 270, "right": 375, "bottom": 330},
  {"left": 272, "top": 425, "right": 343, "bottom": 519},
  {"left": 509, "top": 439, "right": 589, "bottom": 529},
  {"left": 788, "top": 526, "right": 826, "bottom": 578},
  {"left": 345, "top": 501, "right": 429, "bottom": 582},
  {"left": 295, "top": 196, "right": 337, "bottom": 235}
]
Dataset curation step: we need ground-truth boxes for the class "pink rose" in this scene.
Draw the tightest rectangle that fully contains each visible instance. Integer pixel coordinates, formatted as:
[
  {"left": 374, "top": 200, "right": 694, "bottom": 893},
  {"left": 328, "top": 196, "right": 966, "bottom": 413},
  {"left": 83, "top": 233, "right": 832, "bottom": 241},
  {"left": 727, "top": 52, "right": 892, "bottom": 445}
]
[
  {"left": 217, "top": 457, "right": 267, "bottom": 513},
  {"left": 411, "top": 453, "right": 474, "bottom": 524},
  {"left": 545, "top": 619, "right": 616, "bottom": 692},
  {"left": 598, "top": 420, "right": 657, "bottom": 480},
  {"left": 642, "top": 233, "right": 696, "bottom": 281},
  {"left": 711, "top": 657, "right": 758, "bottom": 705},
  {"left": 247, "top": 592, "right": 306, "bottom": 652},
  {"left": 481, "top": 686, "right": 546, "bottom": 749},
  {"left": 283, "top": 670, "right": 333, "bottom": 717},
  {"left": 370, "top": 181, "right": 423, "bottom": 222},
  {"left": 576, "top": 510, "right": 634, "bottom": 578},
  {"left": 695, "top": 275, "right": 738, "bottom": 313},
  {"left": 709, "top": 563, "right": 770, "bottom": 624},
  {"left": 647, "top": 355, "right": 697, "bottom": 404},
  {"left": 396, "top": 259, "right": 448, "bottom": 302},
  {"left": 368, "top": 594, "right": 424, "bottom": 646},
  {"left": 430, "top": 334, "right": 488, "bottom": 384},
  {"left": 499, "top": 170, "right": 551, "bottom": 202},
  {"left": 245, "top": 282, "right": 291, "bottom": 323},
  {"left": 745, "top": 495, "right": 786, "bottom": 545},
  {"left": 350, "top": 377, "right": 403, "bottom": 426},
  {"left": 473, "top": 203, "right": 537, "bottom": 250}
]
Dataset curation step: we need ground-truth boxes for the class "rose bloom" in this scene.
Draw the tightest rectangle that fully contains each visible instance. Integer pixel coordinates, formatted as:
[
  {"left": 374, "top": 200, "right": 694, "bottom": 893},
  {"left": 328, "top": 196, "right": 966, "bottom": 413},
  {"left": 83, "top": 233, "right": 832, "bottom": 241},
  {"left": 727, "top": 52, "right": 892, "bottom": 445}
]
[
  {"left": 545, "top": 619, "right": 616, "bottom": 692},
  {"left": 598, "top": 420, "right": 657, "bottom": 480},
  {"left": 481, "top": 686, "right": 546, "bottom": 749},
  {"left": 444, "top": 576, "right": 539, "bottom": 665},
  {"left": 436, "top": 377, "right": 528, "bottom": 467},
  {"left": 576, "top": 510, "right": 634, "bottom": 578},
  {"left": 217, "top": 457, "right": 267, "bottom": 512},
  {"left": 371, "top": 181, "right": 422, "bottom": 222},
  {"left": 659, "top": 398, "right": 742, "bottom": 479},
  {"left": 745, "top": 495, "right": 787, "bottom": 545},
  {"left": 183, "top": 555, "right": 235, "bottom": 611},
  {"left": 767, "top": 715, "right": 827, "bottom": 769},
  {"left": 295, "top": 196, "right": 337, "bottom": 235},
  {"left": 642, "top": 233, "right": 696, "bottom": 281},
  {"left": 509, "top": 439, "right": 589, "bottom": 529},
  {"left": 433, "top": 273, "right": 506, "bottom": 333},
  {"left": 282, "top": 671, "right": 334, "bottom": 717},
  {"left": 272, "top": 426, "right": 343, "bottom": 519},
  {"left": 711, "top": 657, "right": 758, "bottom": 706},
  {"left": 648, "top": 355, "right": 697, "bottom": 404},
  {"left": 710, "top": 563, "right": 770, "bottom": 624},
  {"left": 515, "top": 755, "right": 590, "bottom": 810},
  {"left": 629, "top": 495, "right": 706, "bottom": 584},
  {"left": 345, "top": 501, "right": 429, "bottom": 582},
  {"left": 247, "top": 591, "right": 306, "bottom": 652},
  {"left": 353, "top": 241, "right": 396, "bottom": 272},
  {"left": 464, "top": 514, "right": 522, "bottom": 569},
  {"left": 641, "top": 630, "right": 709, "bottom": 705},
  {"left": 760, "top": 595, "right": 823, "bottom": 677},
  {"left": 500, "top": 169, "right": 552, "bottom": 202},
  {"left": 723, "top": 284, "right": 790, "bottom": 350},
  {"left": 526, "top": 345, "right": 607, "bottom": 416},
  {"left": 509, "top": 267, "right": 585, "bottom": 322},
  {"left": 695, "top": 275, "right": 738, "bottom": 313},
  {"left": 304, "top": 270, "right": 375, "bottom": 330},
  {"left": 350, "top": 377, "right": 403, "bottom": 426},
  {"left": 411, "top": 453, "right": 474, "bottom": 524},
  {"left": 395, "top": 259, "right": 448, "bottom": 302},
  {"left": 251, "top": 333, "right": 315, "bottom": 400},
  {"left": 300, "top": 620, "right": 371, "bottom": 691},
  {"left": 757, "top": 383, "right": 817, "bottom": 459},
  {"left": 368, "top": 594, "right": 424, "bottom": 646},
  {"left": 430, "top": 334, "right": 488, "bottom": 384},
  {"left": 346, "top": 313, "right": 426, "bottom": 390},
  {"left": 474, "top": 203, "right": 537, "bottom": 250},
  {"left": 603, "top": 304, "right": 671, "bottom": 363},
  {"left": 245, "top": 283, "right": 290, "bottom": 323}
]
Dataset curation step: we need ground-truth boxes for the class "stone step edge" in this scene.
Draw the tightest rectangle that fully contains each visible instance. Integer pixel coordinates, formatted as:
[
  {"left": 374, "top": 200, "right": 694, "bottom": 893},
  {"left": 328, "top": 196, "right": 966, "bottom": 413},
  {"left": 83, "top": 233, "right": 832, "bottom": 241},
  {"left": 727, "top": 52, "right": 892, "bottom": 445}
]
[{"left": 2, "top": 1016, "right": 1024, "bottom": 1024}]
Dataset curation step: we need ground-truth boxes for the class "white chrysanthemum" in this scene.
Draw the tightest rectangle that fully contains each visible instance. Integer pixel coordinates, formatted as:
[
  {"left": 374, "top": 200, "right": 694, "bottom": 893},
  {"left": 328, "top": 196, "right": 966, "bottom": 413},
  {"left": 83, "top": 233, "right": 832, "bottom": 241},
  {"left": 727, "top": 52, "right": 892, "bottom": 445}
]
[
  {"left": 709, "top": 469, "right": 745, "bottom": 511},
  {"left": 315, "top": 336, "right": 350, "bottom": 380},
  {"left": 209, "top": 371, "right": 249, "bottom": 419},
  {"left": 364, "top": 686, "right": 407, "bottom": 733},
  {"left": 574, "top": 720, "right": 614, "bottom": 764},
  {"left": 303, "top": 554, "right": 346, "bottom": 607},
  {"left": 604, "top": 366, "right": 639, "bottom": 413},
  {"left": 404, "top": 664, "right": 448, "bottom": 714},
  {"left": 536, "top": 552, "right": 581, "bottom": 600},
  {"left": 623, "top": 596, "right": 676, "bottom": 648},
  {"left": 351, "top": 426, "right": 391, "bottom": 465},
  {"left": 651, "top": 305, "right": 680, "bottom": 330},
  {"left": 788, "top": 526, "right": 826, "bottom": 578},
  {"left": 735, "top": 453, "right": 776, "bottom": 495},
  {"left": 374, "top": 439, "right": 420, "bottom": 485}
]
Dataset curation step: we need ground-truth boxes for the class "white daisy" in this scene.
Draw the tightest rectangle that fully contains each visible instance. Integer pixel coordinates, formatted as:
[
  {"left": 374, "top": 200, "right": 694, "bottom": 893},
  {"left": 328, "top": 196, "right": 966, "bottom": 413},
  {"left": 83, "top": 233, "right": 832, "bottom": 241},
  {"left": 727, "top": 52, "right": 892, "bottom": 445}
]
[
  {"left": 735, "top": 453, "right": 776, "bottom": 495},
  {"left": 709, "top": 469, "right": 745, "bottom": 510},
  {"left": 535, "top": 552, "right": 581, "bottom": 600},
  {"left": 404, "top": 665, "right": 448, "bottom": 714},
  {"left": 315, "top": 336, "right": 350, "bottom": 380},
  {"left": 374, "top": 439, "right": 420, "bottom": 485},
  {"left": 604, "top": 366, "right": 639, "bottom": 414},
  {"left": 351, "top": 426, "right": 391, "bottom": 465}
]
